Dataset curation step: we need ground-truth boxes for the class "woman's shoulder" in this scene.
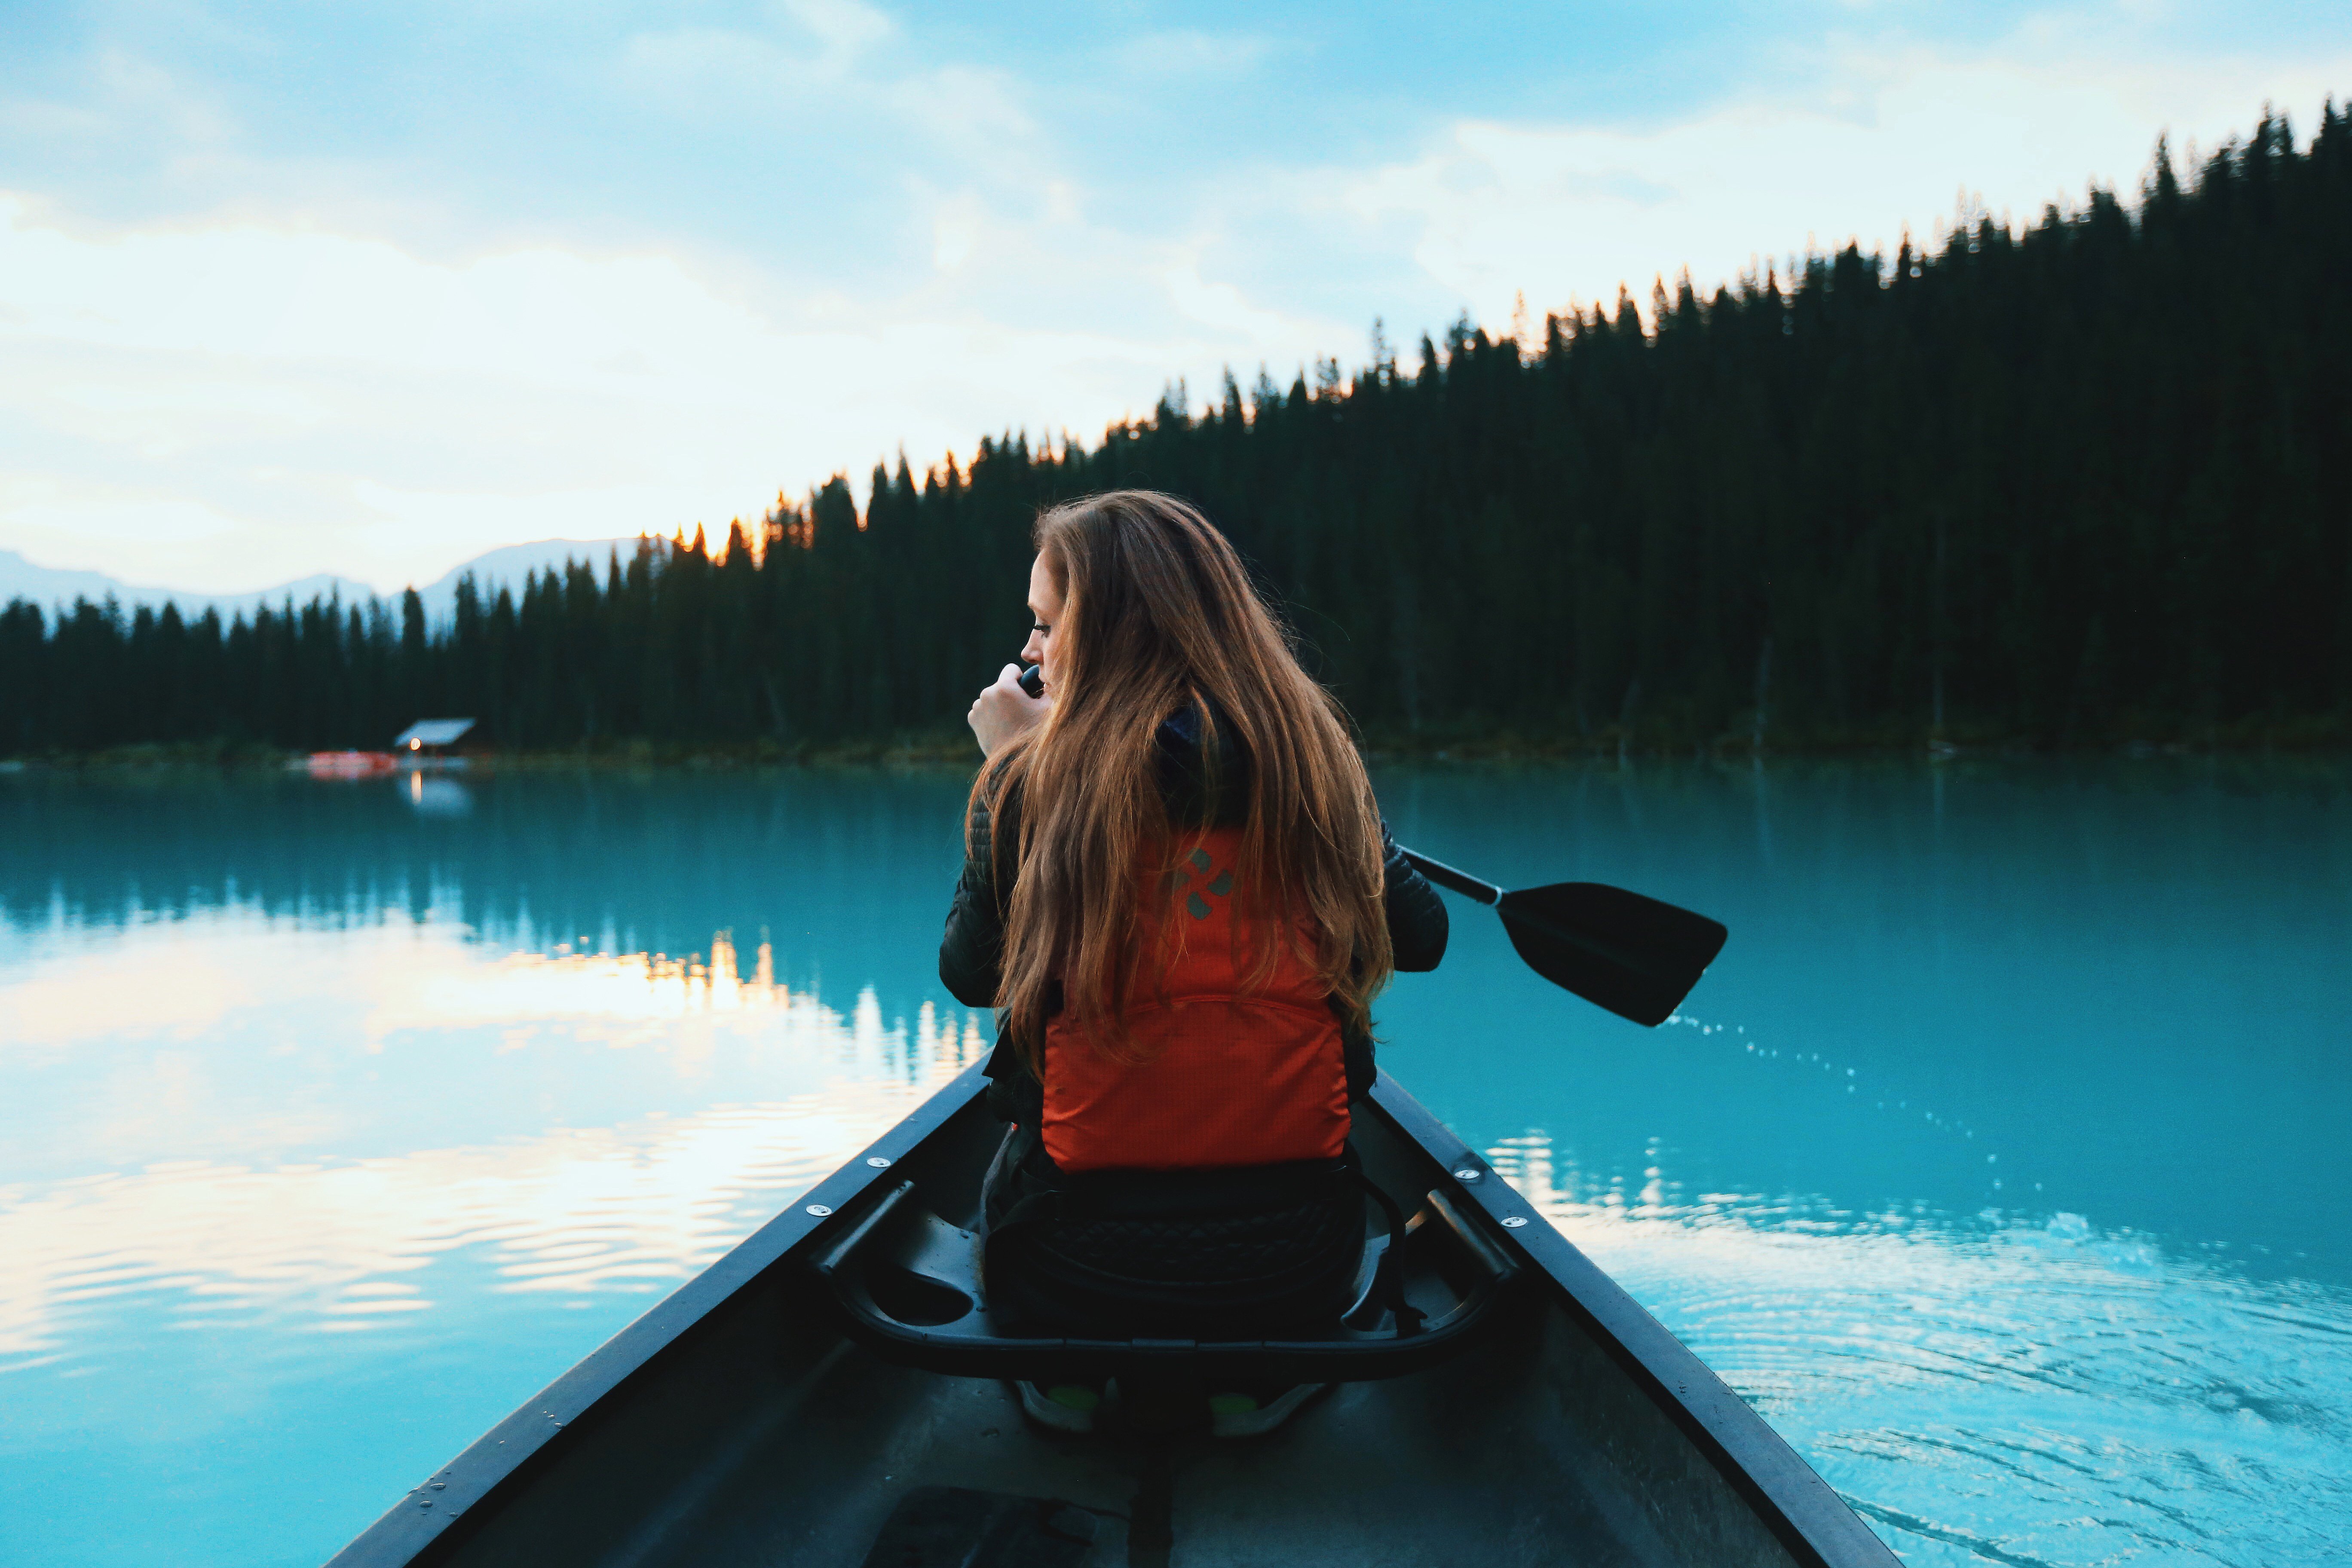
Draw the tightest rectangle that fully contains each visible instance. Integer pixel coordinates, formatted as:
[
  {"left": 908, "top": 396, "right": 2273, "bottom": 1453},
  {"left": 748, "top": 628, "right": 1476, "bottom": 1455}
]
[
  {"left": 963, "top": 751, "right": 1029, "bottom": 867},
  {"left": 1155, "top": 697, "right": 1251, "bottom": 825},
  {"left": 974, "top": 747, "right": 1029, "bottom": 808}
]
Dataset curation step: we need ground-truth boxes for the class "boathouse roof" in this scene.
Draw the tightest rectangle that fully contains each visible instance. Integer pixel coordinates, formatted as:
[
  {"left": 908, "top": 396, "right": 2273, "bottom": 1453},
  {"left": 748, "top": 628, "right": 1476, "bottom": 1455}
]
[{"left": 393, "top": 718, "right": 476, "bottom": 748}]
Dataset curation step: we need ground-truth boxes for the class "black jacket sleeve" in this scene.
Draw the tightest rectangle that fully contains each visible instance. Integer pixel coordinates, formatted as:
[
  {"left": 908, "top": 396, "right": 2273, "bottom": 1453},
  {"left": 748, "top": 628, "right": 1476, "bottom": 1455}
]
[
  {"left": 1342, "top": 820, "right": 1450, "bottom": 1100},
  {"left": 939, "top": 772, "right": 1017, "bottom": 1009},
  {"left": 983, "top": 1035, "right": 1044, "bottom": 1126},
  {"left": 1380, "top": 821, "right": 1449, "bottom": 972},
  {"left": 941, "top": 768, "right": 1044, "bottom": 1124}
]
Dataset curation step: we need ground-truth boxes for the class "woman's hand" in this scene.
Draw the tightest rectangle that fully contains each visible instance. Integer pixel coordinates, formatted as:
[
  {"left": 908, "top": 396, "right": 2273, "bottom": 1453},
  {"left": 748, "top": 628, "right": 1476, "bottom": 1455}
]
[{"left": 968, "top": 664, "right": 1050, "bottom": 757}]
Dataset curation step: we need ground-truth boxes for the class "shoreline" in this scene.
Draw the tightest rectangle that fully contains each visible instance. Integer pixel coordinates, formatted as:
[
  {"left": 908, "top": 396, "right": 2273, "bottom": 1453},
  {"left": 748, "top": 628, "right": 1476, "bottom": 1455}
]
[{"left": 4, "top": 723, "right": 2349, "bottom": 777}]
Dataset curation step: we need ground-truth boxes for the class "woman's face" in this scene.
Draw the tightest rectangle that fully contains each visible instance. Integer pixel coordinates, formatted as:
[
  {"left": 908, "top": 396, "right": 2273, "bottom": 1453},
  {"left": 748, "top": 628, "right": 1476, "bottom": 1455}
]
[{"left": 1020, "top": 552, "right": 1066, "bottom": 691}]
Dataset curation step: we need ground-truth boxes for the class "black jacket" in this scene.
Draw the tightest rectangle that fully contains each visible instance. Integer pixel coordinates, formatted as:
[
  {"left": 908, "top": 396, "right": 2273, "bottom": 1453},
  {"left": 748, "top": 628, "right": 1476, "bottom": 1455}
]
[{"left": 938, "top": 708, "right": 1449, "bottom": 1128}]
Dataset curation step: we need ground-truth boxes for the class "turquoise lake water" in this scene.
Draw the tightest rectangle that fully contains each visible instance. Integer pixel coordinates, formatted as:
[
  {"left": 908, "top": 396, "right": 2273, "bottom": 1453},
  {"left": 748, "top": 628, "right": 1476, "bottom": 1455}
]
[{"left": 1, "top": 760, "right": 2347, "bottom": 1566}]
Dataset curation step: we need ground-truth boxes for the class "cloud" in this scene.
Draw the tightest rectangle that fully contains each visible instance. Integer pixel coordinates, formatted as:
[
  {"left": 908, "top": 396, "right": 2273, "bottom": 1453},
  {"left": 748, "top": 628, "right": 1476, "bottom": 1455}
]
[
  {"left": 0, "top": 6, "right": 1372, "bottom": 594},
  {"left": 779, "top": 0, "right": 896, "bottom": 63},
  {"left": 614, "top": 17, "right": 1045, "bottom": 201},
  {"left": 1344, "top": 36, "right": 2352, "bottom": 326},
  {"left": 1104, "top": 28, "right": 1277, "bottom": 79},
  {"left": 0, "top": 4, "right": 2343, "bottom": 592},
  {"left": 1, "top": 46, "right": 238, "bottom": 153},
  {"left": 0, "top": 188, "right": 1347, "bottom": 594}
]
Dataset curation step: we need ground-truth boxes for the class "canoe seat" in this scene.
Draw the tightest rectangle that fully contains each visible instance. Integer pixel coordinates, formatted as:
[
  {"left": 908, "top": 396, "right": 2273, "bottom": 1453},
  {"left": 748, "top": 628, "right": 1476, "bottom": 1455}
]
[{"left": 809, "top": 1178, "right": 1519, "bottom": 1386}]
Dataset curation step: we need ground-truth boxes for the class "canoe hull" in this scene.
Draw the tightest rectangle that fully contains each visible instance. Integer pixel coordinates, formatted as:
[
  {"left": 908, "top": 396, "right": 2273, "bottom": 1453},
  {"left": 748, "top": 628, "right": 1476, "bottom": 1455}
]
[{"left": 328, "top": 1067, "right": 1895, "bottom": 1568}]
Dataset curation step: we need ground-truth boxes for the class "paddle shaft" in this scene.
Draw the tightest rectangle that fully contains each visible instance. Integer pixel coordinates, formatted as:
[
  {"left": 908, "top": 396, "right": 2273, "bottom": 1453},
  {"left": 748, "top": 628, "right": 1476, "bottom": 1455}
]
[{"left": 1397, "top": 848, "right": 1502, "bottom": 907}]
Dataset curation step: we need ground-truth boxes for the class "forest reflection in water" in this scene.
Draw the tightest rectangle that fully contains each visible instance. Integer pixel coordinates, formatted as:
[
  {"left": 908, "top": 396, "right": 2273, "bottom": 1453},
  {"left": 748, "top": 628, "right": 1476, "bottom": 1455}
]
[{"left": 1, "top": 759, "right": 2348, "bottom": 1568}]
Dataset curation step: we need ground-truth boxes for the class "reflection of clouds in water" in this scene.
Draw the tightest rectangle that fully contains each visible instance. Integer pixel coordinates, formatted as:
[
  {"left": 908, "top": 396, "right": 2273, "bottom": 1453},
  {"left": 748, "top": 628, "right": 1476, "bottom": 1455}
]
[
  {"left": 0, "top": 925, "right": 267, "bottom": 1050},
  {"left": 1488, "top": 1131, "right": 2352, "bottom": 1568},
  {"left": 359, "top": 929, "right": 844, "bottom": 1056},
  {"left": 0, "top": 1072, "right": 968, "bottom": 1369},
  {"left": 1, "top": 913, "right": 889, "bottom": 1055},
  {"left": 0, "top": 915, "right": 986, "bottom": 1370},
  {"left": 1, "top": 912, "right": 986, "bottom": 1118}
]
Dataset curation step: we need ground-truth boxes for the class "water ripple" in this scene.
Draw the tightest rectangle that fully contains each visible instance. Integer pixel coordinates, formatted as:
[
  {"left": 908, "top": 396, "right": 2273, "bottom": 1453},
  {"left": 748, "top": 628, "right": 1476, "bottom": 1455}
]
[
  {"left": 0, "top": 1075, "right": 967, "bottom": 1369},
  {"left": 1489, "top": 1132, "right": 2352, "bottom": 1567}
]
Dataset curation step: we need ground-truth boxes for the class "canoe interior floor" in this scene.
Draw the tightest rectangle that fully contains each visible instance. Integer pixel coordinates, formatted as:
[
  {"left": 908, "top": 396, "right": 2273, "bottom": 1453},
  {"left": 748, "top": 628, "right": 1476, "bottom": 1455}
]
[{"left": 569, "top": 1313, "right": 1725, "bottom": 1568}]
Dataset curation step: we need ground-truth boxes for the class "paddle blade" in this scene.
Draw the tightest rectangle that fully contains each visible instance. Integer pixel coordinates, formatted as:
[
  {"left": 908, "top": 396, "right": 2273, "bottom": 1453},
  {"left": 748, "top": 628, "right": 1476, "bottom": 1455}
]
[{"left": 1495, "top": 882, "right": 1728, "bottom": 1026}]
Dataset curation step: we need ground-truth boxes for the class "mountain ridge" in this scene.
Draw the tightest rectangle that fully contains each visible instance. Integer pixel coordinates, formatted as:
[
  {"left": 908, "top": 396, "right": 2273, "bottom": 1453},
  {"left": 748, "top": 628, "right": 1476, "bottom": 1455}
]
[{"left": 0, "top": 539, "right": 647, "bottom": 627}]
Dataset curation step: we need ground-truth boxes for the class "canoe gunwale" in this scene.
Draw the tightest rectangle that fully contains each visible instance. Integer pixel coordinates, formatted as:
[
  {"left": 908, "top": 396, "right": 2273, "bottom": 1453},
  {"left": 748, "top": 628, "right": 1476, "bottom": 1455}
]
[
  {"left": 327, "top": 1062, "right": 1898, "bottom": 1568},
  {"left": 1366, "top": 1076, "right": 1900, "bottom": 1568}
]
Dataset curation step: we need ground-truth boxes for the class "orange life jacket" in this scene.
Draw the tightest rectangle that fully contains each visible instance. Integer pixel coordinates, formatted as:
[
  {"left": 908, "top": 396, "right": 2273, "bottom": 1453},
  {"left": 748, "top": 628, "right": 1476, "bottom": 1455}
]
[{"left": 1040, "top": 826, "right": 1351, "bottom": 1175}]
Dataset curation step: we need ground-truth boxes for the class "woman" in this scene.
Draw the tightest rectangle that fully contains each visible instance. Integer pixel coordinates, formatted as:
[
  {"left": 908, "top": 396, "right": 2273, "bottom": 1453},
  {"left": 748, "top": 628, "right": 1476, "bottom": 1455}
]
[{"left": 939, "top": 490, "right": 1447, "bottom": 1431}]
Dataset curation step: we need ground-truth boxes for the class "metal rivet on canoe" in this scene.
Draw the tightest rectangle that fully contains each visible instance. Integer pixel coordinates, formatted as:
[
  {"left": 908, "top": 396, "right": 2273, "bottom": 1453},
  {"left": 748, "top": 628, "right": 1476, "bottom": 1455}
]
[
  {"left": 867, "top": 1157, "right": 892, "bottom": 1167},
  {"left": 806, "top": 1204, "right": 833, "bottom": 1216},
  {"left": 1454, "top": 1168, "right": 1482, "bottom": 1182},
  {"left": 1501, "top": 1216, "right": 1528, "bottom": 1228}
]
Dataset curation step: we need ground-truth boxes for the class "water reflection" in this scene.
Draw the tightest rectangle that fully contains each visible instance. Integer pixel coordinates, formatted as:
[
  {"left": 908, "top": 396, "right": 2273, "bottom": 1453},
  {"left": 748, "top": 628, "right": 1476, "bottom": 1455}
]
[
  {"left": 1, "top": 906, "right": 985, "bottom": 1345},
  {"left": 0, "top": 1076, "right": 968, "bottom": 1367},
  {"left": 0, "top": 768, "right": 973, "bottom": 971},
  {"left": 3, "top": 912, "right": 979, "bottom": 1176},
  {"left": 1373, "top": 755, "right": 2352, "bottom": 1286},
  {"left": 0, "top": 854, "right": 989, "bottom": 1568},
  {"left": 1491, "top": 1126, "right": 2352, "bottom": 1568},
  {"left": 404, "top": 775, "right": 472, "bottom": 817},
  {"left": 3, "top": 760, "right": 2350, "bottom": 1568}
]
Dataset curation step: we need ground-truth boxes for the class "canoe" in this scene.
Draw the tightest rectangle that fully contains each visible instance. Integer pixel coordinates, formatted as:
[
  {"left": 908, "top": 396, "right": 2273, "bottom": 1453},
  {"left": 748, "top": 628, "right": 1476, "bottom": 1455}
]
[{"left": 327, "top": 1063, "right": 1897, "bottom": 1567}]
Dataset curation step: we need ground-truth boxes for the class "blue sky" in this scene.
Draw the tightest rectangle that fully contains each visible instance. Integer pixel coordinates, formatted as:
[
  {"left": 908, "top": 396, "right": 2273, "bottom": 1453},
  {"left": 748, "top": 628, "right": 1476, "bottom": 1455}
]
[{"left": 2, "top": 0, "right": 2346, "bottom": 594}]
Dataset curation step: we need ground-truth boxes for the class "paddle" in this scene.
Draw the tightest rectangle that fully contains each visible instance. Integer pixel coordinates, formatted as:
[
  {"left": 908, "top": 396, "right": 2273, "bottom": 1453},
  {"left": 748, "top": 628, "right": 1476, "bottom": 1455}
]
[{"left": 1396, "top": 847, "right": 1727, "bottom": 1027}]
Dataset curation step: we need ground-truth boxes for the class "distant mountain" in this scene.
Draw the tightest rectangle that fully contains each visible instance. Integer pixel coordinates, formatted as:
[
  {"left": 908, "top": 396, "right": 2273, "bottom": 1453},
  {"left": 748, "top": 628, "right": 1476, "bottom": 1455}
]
[
  {"left": 412, "top": 539, "right": 651, "bottom": 625},
  {"left": 0, "top": 549, "right": 378, "bottom": 622},
  {"left": 0, "top": 539, "right": 648, "bottom": 628},
  {"left": 0, "top": 552, "right": 134, "bottom": 609}
]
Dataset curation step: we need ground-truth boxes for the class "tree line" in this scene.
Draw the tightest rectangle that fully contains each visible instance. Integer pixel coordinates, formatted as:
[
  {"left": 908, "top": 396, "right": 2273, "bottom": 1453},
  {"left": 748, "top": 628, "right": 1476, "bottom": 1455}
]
[{"left": 3, "top": 104, "right": 2347, "bottom": 757}]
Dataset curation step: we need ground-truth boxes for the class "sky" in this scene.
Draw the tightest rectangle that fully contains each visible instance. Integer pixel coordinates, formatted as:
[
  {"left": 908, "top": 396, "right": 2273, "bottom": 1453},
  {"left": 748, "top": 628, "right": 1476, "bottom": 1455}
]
[{"left": 1, "top": 1, "right": 2346, "bottom": 597}]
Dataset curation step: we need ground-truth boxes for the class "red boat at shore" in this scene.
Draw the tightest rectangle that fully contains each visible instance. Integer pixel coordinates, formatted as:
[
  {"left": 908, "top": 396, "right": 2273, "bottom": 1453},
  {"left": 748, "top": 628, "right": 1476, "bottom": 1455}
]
[{"left": 304, "top": 750, "right": 399, "bottom": 776}]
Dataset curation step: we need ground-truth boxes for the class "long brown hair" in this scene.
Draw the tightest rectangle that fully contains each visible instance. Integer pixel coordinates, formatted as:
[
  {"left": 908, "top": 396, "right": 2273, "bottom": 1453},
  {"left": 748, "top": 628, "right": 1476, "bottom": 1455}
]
[{"left": 975, "top": 490, "right": 1393, "bottom": 1067}]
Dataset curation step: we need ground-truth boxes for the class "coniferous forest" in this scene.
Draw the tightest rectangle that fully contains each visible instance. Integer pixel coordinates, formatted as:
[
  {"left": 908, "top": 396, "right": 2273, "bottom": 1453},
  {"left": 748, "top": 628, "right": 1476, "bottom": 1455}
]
[{"left": 4, "top": 108, "right": 2348, "bottom": 758}]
